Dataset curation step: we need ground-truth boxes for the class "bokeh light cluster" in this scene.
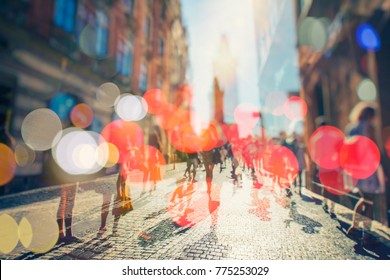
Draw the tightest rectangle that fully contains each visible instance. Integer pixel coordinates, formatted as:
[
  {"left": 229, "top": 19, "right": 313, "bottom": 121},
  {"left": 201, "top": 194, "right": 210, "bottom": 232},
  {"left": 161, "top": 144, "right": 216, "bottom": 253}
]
[
  {"left": 1, "top": 81, "right": 156, "bottom": 187},
  {"left": 145, "top": 88, "right": 227, "bottom": 154},
  {"left": 0, "top": 212, "right": 58, "bottom": 254},
  {"left": 264, "top": 93, "right": 308, "bottom": 121},
  {"left": 52, "top": 128, "right": 109, "bottom": 175},
  {"left": 309, "top": 125, "right": 381, "bottom": 195}
]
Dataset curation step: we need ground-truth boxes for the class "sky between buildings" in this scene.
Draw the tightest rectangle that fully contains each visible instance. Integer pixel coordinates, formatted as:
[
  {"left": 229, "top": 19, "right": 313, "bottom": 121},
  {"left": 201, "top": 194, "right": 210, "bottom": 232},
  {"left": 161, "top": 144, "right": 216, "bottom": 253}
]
[
  {"left": 181, "top": 0, "right": 301, "bottom": 136},
  {"left": 181, "top": 0, "right": 260, "bottom": 123}
]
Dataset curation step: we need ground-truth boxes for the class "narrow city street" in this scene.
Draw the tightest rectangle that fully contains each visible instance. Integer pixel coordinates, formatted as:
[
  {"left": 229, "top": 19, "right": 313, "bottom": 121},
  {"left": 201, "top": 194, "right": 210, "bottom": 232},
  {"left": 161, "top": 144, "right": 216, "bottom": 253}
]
[
  {"left": 1, "top": 163, "right": 389, "bottom": 260},
  {"left": 2, "top": 1, "right": 390, "bottom": 276}
]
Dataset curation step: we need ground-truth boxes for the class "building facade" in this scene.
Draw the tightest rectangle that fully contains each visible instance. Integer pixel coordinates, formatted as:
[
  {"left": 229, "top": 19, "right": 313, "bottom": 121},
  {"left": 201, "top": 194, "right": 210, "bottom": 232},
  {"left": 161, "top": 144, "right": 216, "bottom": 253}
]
[
  {"left": 295, "top": 0, "right": 390, "bottom": 225},
  {"left": 0, "top": 0, "right": 188, "bottom": 194},
  {"left": 252, "top": 0, "right": 389, "bottom": 225}
]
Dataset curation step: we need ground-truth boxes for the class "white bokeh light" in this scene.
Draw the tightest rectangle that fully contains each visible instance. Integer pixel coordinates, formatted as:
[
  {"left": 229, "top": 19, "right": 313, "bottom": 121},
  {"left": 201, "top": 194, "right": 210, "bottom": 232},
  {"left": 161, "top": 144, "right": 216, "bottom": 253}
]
[
  {"left": 114, "top": 94, "right": 148, "bottom": 121},
  {"left": 21, "top": 108, "right": 63, "bottom": 151},
  {"left": 357, "top": 78, "right": 377, "bottom": 102},
  {"left": 96, "top": 82, "right": 120, "bottom": 107},
  {"left": 52, "top": 128, "right": 108, "bottom": 175}
]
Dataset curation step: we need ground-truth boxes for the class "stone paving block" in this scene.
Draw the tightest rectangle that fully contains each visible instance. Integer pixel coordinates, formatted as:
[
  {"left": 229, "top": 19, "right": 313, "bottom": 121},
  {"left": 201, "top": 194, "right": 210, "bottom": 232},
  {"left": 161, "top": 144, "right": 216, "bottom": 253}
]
[
  {"left": 77, "top": 250, "right": 96, "bottom": 260},
  {"left": 57, "top": 255, "right": 74, "bottom": 260}
]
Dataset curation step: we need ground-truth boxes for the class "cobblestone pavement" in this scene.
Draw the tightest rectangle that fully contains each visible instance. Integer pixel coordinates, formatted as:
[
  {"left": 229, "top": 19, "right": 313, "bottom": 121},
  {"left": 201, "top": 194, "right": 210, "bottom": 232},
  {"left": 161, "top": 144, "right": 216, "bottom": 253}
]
[{"left": 1, "top": 162, "right": 389, "bottom": 260}]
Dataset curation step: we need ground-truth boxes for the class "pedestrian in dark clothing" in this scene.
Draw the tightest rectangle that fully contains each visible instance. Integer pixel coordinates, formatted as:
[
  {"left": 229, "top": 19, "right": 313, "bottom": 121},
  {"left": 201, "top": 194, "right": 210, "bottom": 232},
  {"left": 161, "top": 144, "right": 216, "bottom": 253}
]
[
  {"left": 184, "top": 152, "right": 199, "bottom": 181},
  {"left": 346, "top": 105, "right": 384, "bottom": 246},
  {"left": 201, "top": 149, "right": 219, "bottom": 193}
]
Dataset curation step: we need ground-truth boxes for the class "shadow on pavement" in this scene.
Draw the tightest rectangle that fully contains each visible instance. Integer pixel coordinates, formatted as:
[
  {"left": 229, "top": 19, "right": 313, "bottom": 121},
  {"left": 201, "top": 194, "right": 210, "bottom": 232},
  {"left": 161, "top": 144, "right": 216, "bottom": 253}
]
[
  {"left": 336, "top": 219, "right": 390, "bottom": 260},
  {"left": 284, "top": 201, "right": 323, "bottom": 234},
  {"left": 376, "top": 228, "right": 390, "bottom": 239},
  {"left": 300, "top": 193, "right": 322, "bottom": 205},
  {"left": 0, "top": 178, "right": 116, "bottom": 210},
  {"left": 144, "top": 209, "right": 168, "bottom": 220},
  {"left": 337, "top": 212, "right": 354, "bottom": 221},
  {"left": 0, "top": 187, "right": 65, "bottom": 210},
  {"left": 13, "top": 234, "right": 111, "bottom": 260},
  {"left": 13, "top": 243, "right": 67, "bottom": 260},
  {"left": 177, "top": 228, "right": 231, "bottom": 260},
  {"left": 138, "top": 218, "right": 190, "bottom": 247}
]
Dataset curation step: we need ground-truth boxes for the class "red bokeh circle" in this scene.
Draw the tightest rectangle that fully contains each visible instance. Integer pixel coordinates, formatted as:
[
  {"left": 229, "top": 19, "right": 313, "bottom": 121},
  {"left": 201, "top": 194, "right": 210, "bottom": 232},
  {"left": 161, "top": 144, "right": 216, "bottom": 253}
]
[
  {"left": 309, "top": 126, "right": 345, "bottom": 169},
  {"left": 144, "top": 88, "right": 168, "bottom": 115},
  {"left": 234, "top": 103, "right": 259, "bottom": 132},
  {"left": 339, "top": 135, "right": 380, "bottom": 179},
  {"left": 101, "top": 120, "right": 144, "bottom": 163},
  {"left": 70, "top": 103, "right": 94, "bottom": 128},
  {"left": 283, "top": 96, "right": 308, "bottom": 120}
]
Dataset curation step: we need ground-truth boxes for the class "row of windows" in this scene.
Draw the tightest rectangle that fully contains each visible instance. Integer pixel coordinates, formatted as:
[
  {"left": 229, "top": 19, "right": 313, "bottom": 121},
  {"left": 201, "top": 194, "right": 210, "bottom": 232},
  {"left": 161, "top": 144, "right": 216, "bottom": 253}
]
[
  {"left": 116, "top": 39, "right": 133, "bottom": 76},
  {"left": 54, "top": 0, "right": 108, "bottom": 57},
  {"left": 54, "top": 0, "right": 76, "bottom": 33},
  {"left": 52, "top": 0, "right": 166, "bottom": 89}
]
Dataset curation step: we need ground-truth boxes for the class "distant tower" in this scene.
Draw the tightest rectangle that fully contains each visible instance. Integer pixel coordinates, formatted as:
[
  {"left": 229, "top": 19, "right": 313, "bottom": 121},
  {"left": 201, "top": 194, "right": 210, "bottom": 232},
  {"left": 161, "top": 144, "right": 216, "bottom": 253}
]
[
  {"left": 213, "top": 77, "right": 224, "bottom": 123},
  {"left": 213, "top": 35, "right": 239, "bottom": 123}
]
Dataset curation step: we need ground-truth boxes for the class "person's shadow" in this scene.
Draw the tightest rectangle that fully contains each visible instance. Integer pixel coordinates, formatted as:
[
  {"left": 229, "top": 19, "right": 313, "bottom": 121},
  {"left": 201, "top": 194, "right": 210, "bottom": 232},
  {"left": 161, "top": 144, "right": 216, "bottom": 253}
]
[
  {"left": 137, "top": 218, "right": 190, "bottom": 248},
  {"left": 177, "top": 227, "right": 231, "bottom": 260},
  {"left": 336, "top": 219, "right": 390, "bottom": 259},
  {"left": 300, "top": 193, "right": 322, "bottom": 205},
  {"left": 284, "top": 201, "right": 322, "bottom": 234},
  {"left": 15, "top": 234, "right": 112, "bottom": 260},
  {"left": 55, "top": 235, "right": 117, "bottom": 260}
]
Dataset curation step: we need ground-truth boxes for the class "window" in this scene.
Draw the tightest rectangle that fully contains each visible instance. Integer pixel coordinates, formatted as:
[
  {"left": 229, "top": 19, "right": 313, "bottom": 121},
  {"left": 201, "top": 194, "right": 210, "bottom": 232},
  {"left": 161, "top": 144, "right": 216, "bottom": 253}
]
[
  {"left": 161, "top": 4, "right": 166, "bottom": 19},
  {"left": 54, "top": 0, "right": 77, "bottom": 32},
  {"left": 139, "top": 63, "right": 148, "bottom": 91},
  {"left": 76, "top": 4, "right": 94, "bottom": 55},
  {"left": 96, "top": 10, "right": 108, "bottom": 57},
  {"left": 76, "top": 3, "right": 94, "bottom": 36},
  {"left": 116, "top": 39, "right": 134, "bottom": 76},
  {"left": 158, "top": 38, "right": 164, "bottom": 56},
  {"left": 144, "top": 17, "right": 150, "bottom": 38},
  {"left": 123, "top": 0, "right": 134, "bottom": 14},
  {"left": 75, "top": 6, "right": 108, "bottom": 58}
]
